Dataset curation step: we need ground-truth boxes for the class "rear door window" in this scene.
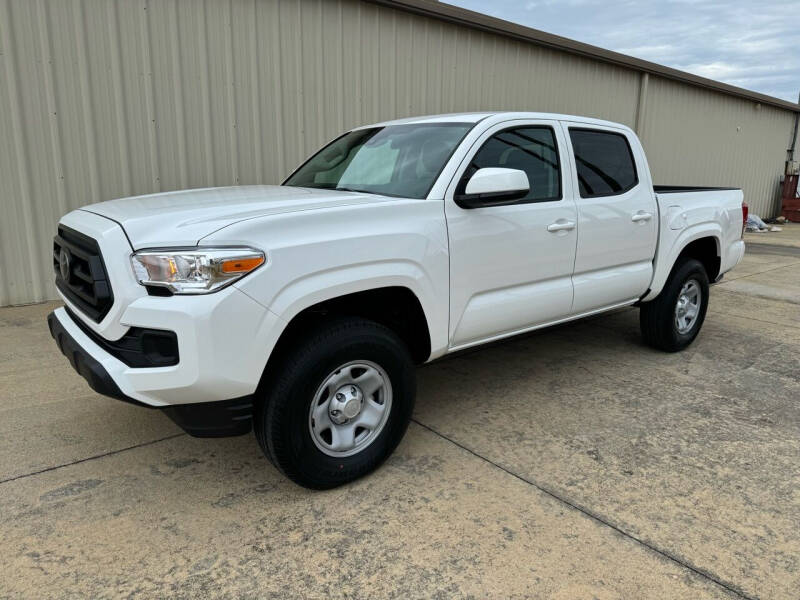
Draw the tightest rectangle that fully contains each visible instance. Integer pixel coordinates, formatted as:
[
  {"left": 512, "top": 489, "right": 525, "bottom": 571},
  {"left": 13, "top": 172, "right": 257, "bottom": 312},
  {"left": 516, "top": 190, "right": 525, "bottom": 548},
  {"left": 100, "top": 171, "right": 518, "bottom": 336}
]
[{"left": 568, "top": 129, "right": 638, "bottom": 198}]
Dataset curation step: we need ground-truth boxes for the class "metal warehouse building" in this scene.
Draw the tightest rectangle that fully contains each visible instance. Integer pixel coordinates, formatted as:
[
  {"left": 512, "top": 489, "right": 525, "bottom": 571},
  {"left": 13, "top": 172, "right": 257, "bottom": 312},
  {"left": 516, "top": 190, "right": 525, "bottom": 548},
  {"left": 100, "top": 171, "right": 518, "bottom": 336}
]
[{"left": 1, "top": 0, "right": 798, "bottom": 306}]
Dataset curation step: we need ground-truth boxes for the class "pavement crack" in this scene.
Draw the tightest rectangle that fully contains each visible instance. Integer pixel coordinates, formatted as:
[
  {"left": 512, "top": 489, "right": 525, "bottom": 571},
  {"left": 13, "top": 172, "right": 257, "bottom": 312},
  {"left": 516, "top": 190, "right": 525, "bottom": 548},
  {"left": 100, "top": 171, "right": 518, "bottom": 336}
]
[
  {"left": 743, "top": 243, "right": 800, "bottom": 258},
  {"left": 717, "top": 260, "right": 800, "bottom": 284},
  {"left": 708, "top": 309, "right": 800, "bottom": 331},
  {"left": 0, "top": 433, "right": 186, "bottom": 485},
  {"left": 412, "top": 418, "right": 758, "bottom": 600}
]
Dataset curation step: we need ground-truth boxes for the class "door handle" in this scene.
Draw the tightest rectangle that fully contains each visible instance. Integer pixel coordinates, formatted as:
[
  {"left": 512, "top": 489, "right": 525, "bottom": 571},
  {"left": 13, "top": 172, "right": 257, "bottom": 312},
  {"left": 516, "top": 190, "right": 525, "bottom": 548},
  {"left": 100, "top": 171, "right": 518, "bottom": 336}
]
[
  {"left": 631, "top": 211, "right": 653, "bottom": 222},
  {"left": 547, "top": 220, "right": 576, "bottom": 232}
]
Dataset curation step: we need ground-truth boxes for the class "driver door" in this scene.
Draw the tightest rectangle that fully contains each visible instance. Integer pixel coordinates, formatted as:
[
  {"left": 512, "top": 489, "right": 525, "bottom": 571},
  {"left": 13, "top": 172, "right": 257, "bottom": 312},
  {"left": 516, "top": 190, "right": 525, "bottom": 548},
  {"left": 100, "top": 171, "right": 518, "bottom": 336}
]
[{"left": 445, "top": 120, "right": 578, "bottom": 349}]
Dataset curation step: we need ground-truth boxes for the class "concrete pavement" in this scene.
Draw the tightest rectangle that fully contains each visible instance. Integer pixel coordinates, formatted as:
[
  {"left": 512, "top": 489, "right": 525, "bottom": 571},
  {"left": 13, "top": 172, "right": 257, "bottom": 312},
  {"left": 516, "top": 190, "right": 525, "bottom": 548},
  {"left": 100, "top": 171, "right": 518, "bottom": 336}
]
[
  {"left": 1, "top": 240, "right": 799, "bottom": 599},
  {"left": 744, "top": 222, "right": 800, "bottom": 249}
]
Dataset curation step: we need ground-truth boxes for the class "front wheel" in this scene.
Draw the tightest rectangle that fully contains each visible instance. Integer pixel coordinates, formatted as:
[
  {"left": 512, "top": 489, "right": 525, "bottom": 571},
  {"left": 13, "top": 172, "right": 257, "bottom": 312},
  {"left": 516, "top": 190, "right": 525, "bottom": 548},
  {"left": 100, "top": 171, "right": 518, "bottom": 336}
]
[
  {"left": 640, "top": 257, "right": 710, "bottom": 352},
  {"left": 255, "top": 317, "right": 415, "bottom": 489}
]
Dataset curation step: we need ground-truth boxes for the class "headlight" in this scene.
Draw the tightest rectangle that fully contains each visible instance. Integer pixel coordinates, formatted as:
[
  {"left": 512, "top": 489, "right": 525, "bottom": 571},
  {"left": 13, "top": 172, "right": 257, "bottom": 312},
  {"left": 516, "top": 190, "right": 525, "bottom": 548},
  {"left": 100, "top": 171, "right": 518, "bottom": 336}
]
[{"left": 130, "top": 247, "right": 265, "bottom": 294}]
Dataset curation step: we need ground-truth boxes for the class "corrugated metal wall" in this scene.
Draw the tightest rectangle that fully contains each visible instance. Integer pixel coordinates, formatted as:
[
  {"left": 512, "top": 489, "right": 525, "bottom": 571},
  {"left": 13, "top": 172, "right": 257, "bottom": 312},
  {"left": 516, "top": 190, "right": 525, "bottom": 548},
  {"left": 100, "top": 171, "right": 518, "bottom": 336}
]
[
  {"left": 639, "top": 76, "right": 794, "bottom": 210},
  {"left": 0, "top": 0, "right": 797, "bottom": 306}
]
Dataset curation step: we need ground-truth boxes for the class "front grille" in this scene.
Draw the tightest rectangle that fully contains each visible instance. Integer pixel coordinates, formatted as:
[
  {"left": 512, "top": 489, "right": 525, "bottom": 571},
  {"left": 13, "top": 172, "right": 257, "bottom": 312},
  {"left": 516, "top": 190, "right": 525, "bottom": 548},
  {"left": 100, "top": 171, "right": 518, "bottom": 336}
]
[{"left": 53, "top": 225, "right": 114, "bottom": 322}]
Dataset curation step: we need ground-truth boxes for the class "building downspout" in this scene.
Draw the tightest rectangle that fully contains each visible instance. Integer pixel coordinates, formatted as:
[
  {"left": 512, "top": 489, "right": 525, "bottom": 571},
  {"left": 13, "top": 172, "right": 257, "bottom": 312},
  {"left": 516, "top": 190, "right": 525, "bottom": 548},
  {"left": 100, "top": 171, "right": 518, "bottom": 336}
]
[
  {"left": 779, "top": 92, "right": 800, "bottom": 219},
  {"left": 788, "top": 92, "right": 799, "bottom": 162}
]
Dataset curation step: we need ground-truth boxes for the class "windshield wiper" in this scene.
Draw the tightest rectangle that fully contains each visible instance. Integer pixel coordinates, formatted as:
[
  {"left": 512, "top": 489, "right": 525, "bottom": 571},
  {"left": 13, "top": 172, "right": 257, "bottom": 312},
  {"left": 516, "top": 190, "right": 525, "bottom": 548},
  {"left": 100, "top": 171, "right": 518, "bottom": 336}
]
[{"left": 334, "top": 187, "right": 378, "bottom": 195}]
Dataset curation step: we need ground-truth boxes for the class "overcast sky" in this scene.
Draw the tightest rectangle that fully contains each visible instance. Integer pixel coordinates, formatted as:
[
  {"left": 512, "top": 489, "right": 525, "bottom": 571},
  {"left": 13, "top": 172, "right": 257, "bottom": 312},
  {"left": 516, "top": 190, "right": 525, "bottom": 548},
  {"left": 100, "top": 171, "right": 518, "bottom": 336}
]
[{"left": 445, "top": 0, "right": 799, "bottom": 102}]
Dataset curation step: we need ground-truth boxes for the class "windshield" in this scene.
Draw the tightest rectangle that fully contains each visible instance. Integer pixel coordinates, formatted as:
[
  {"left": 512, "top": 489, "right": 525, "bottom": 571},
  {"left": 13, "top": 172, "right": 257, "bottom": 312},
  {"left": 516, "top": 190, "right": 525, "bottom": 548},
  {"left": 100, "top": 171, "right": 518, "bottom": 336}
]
[{"left": 283, "top": 123, "right": 473, "bottom": 199}]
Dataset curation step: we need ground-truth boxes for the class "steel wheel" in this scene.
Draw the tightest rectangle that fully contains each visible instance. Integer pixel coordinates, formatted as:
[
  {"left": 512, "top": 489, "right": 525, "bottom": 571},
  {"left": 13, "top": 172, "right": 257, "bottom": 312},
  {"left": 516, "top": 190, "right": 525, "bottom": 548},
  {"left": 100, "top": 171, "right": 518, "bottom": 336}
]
[
  {"left": 308, "top": 360, "right": 392, "bottom": 458},
  {"left": 674, "top": 278, "right": 701, "bottom": 334}
]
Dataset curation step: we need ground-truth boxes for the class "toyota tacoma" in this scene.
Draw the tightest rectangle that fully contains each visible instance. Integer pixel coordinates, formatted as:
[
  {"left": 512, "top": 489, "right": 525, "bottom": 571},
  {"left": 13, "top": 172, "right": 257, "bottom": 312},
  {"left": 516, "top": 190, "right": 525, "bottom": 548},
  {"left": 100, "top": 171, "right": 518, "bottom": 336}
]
[{"left": 48, "top": 112, "right": 746, "bottom": 488}]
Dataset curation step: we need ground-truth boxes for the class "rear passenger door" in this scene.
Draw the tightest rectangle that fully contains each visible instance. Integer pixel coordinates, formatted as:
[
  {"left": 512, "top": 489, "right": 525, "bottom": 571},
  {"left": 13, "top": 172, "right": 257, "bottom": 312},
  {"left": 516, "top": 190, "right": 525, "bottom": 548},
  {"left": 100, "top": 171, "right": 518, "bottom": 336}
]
[{"left": 562, "top": 124, "right": 658, "bottom": 313}]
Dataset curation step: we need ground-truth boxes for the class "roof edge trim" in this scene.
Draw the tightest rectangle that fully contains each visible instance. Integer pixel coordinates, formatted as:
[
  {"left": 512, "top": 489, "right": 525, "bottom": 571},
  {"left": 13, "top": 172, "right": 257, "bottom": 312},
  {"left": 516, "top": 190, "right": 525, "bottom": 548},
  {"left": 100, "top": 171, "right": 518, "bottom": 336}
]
[{"left": 368, "top": 0, "right": 800, "bottom": 113}]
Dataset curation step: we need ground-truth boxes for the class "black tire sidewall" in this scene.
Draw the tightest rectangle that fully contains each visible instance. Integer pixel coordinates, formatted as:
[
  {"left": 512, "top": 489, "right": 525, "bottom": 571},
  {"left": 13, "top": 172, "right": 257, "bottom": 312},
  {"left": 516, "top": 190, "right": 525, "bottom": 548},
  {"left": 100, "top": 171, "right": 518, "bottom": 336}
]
[
  {"left": 663, "top": 259, "right": 709, "bottom": 349},
  {"left": 262, "top": 321, "right": 415, "bottom": 488}
]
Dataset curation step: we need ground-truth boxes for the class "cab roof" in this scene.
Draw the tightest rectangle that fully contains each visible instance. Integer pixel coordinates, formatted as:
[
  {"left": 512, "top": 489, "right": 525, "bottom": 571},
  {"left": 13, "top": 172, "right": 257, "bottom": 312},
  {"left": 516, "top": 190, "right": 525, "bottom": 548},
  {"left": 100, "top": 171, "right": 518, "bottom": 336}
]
[{"left": 363, "top": 111, "right": 630, "bottom": 131}]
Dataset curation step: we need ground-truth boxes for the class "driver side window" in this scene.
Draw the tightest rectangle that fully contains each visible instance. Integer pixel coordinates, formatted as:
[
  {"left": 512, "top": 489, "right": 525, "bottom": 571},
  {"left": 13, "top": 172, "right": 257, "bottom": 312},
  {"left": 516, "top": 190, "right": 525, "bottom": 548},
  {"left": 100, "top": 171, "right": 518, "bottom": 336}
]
[{"left": 459, "top": 126, "right": 562, "bottom": 204}]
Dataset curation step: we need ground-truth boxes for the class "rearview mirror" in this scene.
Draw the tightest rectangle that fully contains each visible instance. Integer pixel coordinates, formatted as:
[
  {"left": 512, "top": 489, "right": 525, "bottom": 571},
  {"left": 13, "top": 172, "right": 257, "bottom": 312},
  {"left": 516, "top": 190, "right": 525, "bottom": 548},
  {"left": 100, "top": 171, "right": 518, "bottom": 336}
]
[{"left": 455, "top": 168, "right": 530, "bottom": 209}]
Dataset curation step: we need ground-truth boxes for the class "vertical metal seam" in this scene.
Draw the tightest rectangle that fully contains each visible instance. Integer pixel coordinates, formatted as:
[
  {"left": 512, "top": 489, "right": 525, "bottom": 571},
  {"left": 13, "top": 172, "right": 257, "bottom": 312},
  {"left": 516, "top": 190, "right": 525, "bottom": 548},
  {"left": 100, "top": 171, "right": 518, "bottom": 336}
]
[
  {"left": 198, "top": 0, "right": 214, "bottom": 185},
  {"left": 391, "top": 5, "right": 398, "bottom": 117},
  {"left": 356, "top": 1, "right": 363, "bottom": 121},
  {"left": 449, "top": 24, "right": 458, "bottom": 112},
  {"left": 108, "top": 0, "right": 133, "bottom": 196},
  {"left": 72, "top": 0, "right": 101, "bottom": 201},
  {"left": 0, "top": 0, "right": 44, "bottom": 302},
  {"left": 36, "top": 0, "right": 67, "bottom": 217},
  {"left": 437, "top": 21, "right": 445, "bottom": 113},
  {"left": 295, "top": 0, "right": 305, "bottom": 153},
  {"left": 372, "top": 2, "right": 379, "bottom": 120},
  {"left": 465, "top": 28, "right": 473, "bottom": 111},
  {"left": 336, "top": 0, "right": 345, "bottom": 132},
  {"left": 635, "top": 71, "right": 649, "bottom": 136},
  {"left": 422, "top": 13, "right": 430, "bottom": 112},
  {"left": 249, "top": 0, "right": 263, "bottom": 182},
  {"left": 225, "top": 0, "right": 239, "bottom": 184},
  {"left": 139, "top": 0, "right": 161, "bottom": 191},
  {"left": 169, "top": 0, "right": 189, "bottom": 188},
  {"left": 271, "top": 0, "right": 285, "bottom": 176},
  {"left": 514, "top": 40, "right": 521, "bottom": 111},
  {"left": 315, "top": 0, "right": 324, "bottom": 142}
]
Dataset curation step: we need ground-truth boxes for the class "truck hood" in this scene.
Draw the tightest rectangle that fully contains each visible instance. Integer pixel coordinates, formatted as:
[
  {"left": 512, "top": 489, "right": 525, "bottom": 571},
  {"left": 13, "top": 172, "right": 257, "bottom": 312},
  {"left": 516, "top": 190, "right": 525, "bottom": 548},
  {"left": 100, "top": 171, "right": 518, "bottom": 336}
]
[{"left": 81, "top": 185, "right": 393, "bottom": 249}]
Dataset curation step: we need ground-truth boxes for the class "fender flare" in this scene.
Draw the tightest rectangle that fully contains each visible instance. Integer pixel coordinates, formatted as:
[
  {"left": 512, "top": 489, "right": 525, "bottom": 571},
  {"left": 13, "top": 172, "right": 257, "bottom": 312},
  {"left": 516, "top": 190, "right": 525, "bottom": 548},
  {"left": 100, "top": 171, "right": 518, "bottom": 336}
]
[
  {"left": 246, "top": 260, "right": 447, "bottom": 380},
  {"left": 642, "top": 224, "right": 721, "bottom": 302},
  {"left": 272, "top": 261, "right": 438, "bottom": 328}
]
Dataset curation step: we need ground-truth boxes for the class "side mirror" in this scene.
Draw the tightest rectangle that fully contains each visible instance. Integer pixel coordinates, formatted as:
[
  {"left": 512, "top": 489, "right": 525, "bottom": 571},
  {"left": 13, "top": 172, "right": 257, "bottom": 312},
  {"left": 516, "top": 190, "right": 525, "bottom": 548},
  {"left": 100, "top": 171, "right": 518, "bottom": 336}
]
[{"left": 454, "top": 168, "right": 530, "bottom": 209}]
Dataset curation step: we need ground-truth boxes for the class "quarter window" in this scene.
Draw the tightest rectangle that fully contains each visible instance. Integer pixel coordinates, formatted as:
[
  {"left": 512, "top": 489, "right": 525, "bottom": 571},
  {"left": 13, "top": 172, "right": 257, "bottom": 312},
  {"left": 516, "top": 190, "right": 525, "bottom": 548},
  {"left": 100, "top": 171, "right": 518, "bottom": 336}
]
[
  {"left": 459, "top": 126, "right": 561, "bottom": 203},
  {"left": 569, "top": 129, "right": 638, "bottom": 197}
]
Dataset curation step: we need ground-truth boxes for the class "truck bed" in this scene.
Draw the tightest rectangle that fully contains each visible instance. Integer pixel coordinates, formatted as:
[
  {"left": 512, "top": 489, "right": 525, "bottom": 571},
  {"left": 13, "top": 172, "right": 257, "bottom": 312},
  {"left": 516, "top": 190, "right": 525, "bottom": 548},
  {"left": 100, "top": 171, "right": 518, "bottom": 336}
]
[{"left": 644, "top": 186, "right": 745, "bottom": 301}]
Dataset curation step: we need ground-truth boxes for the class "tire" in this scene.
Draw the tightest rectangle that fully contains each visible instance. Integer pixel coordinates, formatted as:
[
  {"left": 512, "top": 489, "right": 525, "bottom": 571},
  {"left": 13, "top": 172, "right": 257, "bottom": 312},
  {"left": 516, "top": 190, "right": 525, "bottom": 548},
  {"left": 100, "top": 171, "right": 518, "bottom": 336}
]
[
  {"left": 255, "top": 317, "right": 416, "bottom": 489},
  {"left": 640, "top": 257, "right": 709, "bottom": 352}
]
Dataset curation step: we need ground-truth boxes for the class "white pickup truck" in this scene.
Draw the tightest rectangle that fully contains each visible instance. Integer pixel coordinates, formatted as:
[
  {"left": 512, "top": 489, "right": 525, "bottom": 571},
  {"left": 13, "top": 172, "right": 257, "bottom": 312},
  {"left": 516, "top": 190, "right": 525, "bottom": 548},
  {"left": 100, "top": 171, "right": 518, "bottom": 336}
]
[{"left": 48, "top": 112, "right": 746, "bottom": 488}]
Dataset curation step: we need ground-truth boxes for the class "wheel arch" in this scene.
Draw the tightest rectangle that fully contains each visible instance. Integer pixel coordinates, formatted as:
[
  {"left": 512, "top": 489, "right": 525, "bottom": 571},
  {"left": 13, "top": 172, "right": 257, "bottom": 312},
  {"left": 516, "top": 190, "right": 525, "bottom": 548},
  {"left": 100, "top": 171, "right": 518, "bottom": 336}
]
[
  {"left": 676, "top": 237, "right": 721, "bottom": 282},
  {"left": 642, "top": 225, "right": 722, "bottom": 302},
  {"left": 255, "top": 284, "right": 433, "bottom": 399}
]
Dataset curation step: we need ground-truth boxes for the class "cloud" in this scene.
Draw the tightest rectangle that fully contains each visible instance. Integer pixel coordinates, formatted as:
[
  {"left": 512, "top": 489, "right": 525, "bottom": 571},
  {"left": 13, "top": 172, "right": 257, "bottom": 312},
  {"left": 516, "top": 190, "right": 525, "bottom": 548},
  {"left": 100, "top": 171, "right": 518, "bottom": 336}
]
[{"left": 444, "top": 0, "right": 799, "bottom": 102}]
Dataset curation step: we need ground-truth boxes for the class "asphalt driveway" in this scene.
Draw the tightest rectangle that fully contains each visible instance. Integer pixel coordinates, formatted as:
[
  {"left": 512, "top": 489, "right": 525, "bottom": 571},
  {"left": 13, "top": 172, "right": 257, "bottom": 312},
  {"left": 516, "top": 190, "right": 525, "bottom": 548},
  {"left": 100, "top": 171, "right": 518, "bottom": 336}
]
[{"left": 1, "top": 235, "right": 799, "bottom": 599}]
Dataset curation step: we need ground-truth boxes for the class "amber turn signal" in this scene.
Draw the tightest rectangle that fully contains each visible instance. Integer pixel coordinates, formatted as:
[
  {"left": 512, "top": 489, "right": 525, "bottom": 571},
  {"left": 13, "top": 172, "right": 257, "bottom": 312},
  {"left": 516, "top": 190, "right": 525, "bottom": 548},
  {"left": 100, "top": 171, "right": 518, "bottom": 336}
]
[{"left": 221, "top": 256, "right": 265, "bottom": 273}]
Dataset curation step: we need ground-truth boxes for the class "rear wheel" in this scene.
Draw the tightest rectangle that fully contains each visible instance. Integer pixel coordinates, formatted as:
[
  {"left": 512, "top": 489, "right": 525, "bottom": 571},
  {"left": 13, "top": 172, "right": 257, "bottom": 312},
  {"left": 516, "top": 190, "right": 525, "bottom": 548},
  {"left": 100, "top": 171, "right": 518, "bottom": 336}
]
[
  {"left": 640, "top": 257, "right": 709, "bottom": 352},
  {"left": 255, "top": 317, "right": 415, "bottom": 489}
]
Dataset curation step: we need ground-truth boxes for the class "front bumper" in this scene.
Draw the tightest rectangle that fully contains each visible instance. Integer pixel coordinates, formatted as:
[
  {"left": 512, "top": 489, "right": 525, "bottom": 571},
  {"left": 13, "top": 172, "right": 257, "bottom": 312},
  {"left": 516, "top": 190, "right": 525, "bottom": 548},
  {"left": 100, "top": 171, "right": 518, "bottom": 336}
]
[
  {"left": 48, "top": 309, "right": 256, "bottom": 437},
  {"left": 48, "top": 209, "right": 287, "bottom": 437},
  {"left": 52, "top": 282, "right": 281, "bottom": 405},
  {"left": 47, "top": 309, "right": 132, "bottom": 405}
]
